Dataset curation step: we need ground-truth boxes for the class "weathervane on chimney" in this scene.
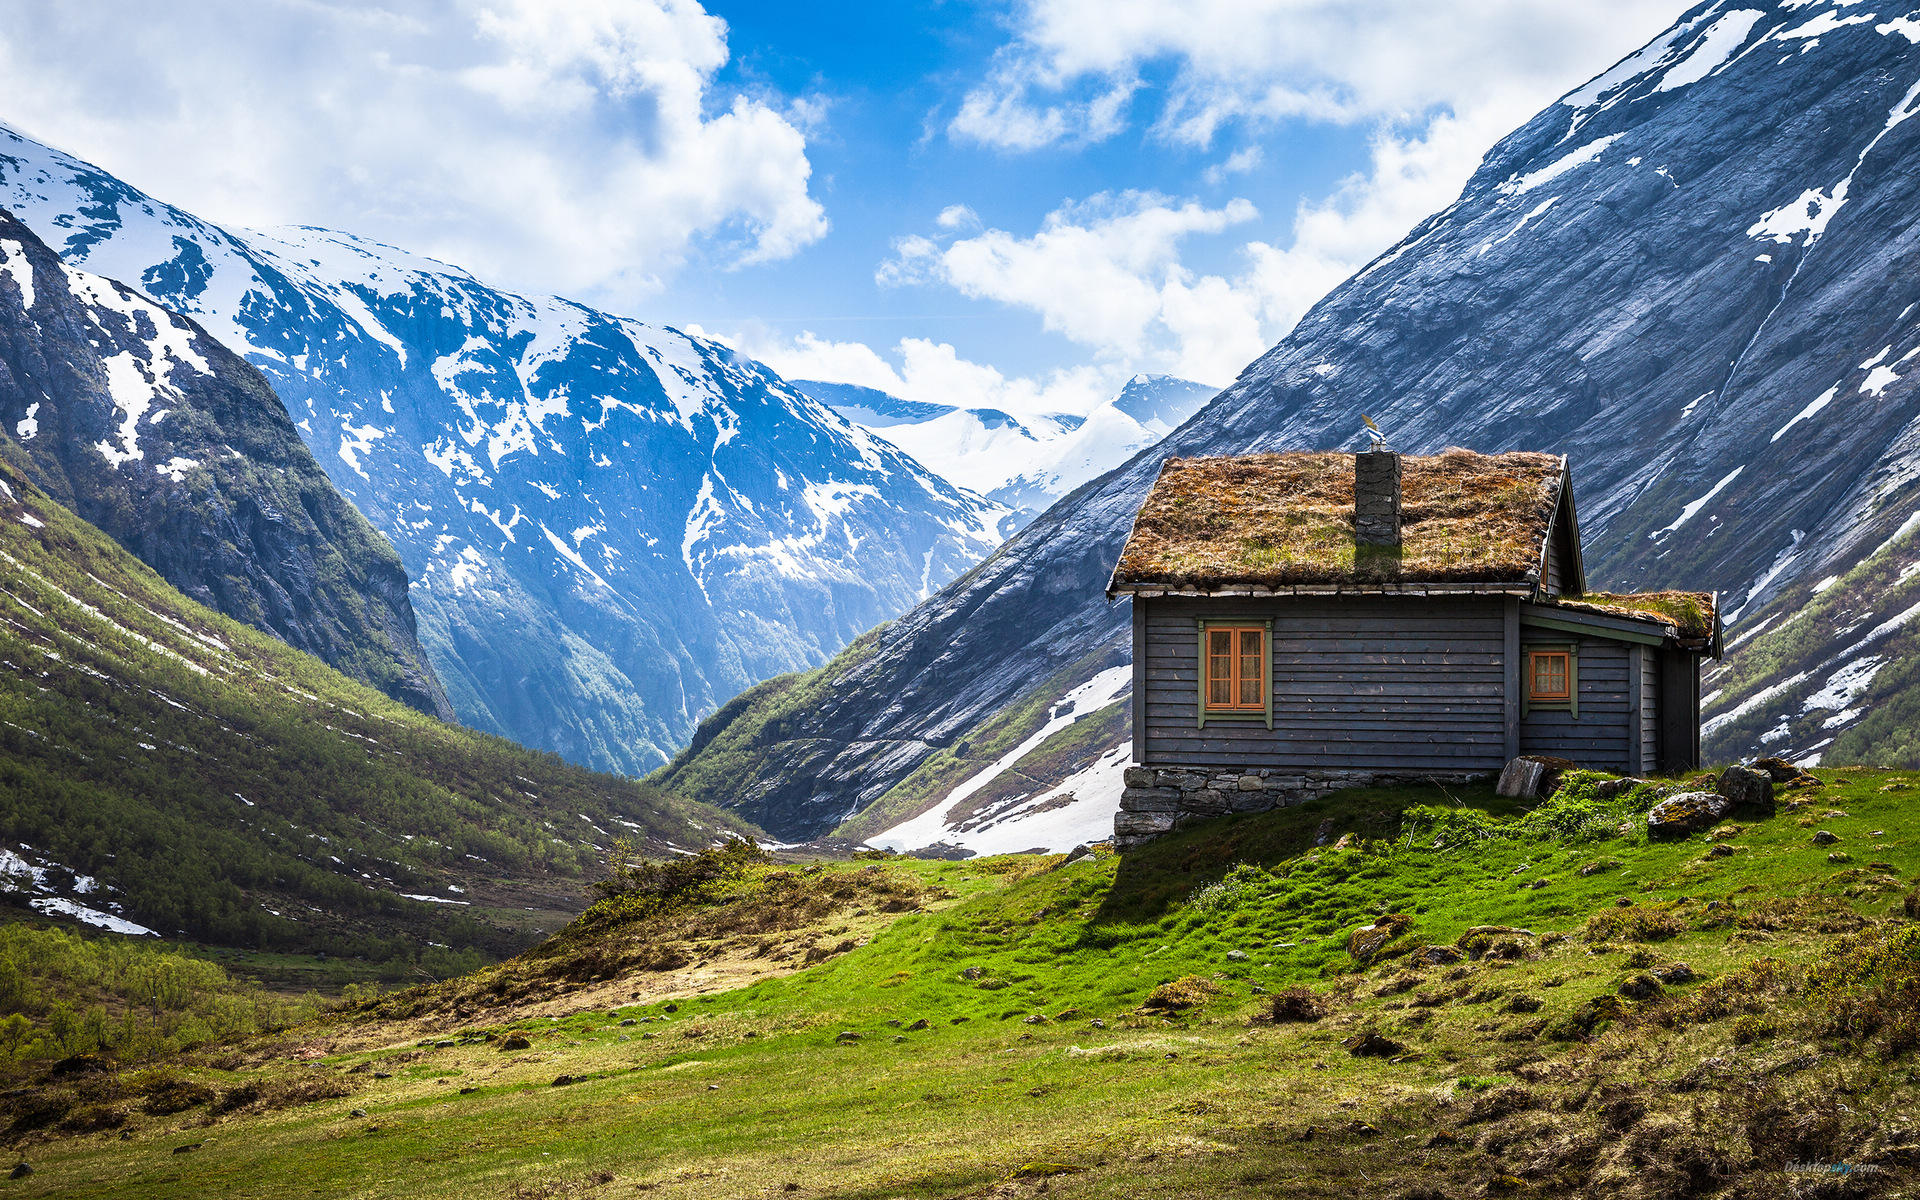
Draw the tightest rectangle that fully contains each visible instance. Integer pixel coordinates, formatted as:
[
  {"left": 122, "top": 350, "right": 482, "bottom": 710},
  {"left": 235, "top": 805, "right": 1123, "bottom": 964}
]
[{"left": 1361, "top": 414, "right": 1391, "bottom": 453}]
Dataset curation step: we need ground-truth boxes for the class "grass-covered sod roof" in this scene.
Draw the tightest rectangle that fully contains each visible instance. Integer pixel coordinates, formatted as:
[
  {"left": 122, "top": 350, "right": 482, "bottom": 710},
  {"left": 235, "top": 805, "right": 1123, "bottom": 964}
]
[
  {"left": 1110, "top": 448, "right": 1565, "bottom": 591},
  {"left": 1555, "top": 590, "right": 1720, "bottom": 642}
]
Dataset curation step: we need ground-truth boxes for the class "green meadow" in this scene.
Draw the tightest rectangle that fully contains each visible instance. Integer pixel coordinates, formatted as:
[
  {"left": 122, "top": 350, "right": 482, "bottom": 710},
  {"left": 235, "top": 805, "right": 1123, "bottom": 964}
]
[{"left": 5, "top": 767, "right": 1918, "bottom": 1198}]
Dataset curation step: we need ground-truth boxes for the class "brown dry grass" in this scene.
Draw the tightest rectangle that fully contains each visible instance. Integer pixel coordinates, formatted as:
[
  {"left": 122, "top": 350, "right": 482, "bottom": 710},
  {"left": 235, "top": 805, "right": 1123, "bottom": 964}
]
[{"left": 1111, "top": 448, "right": 1563, "bottom": 588}]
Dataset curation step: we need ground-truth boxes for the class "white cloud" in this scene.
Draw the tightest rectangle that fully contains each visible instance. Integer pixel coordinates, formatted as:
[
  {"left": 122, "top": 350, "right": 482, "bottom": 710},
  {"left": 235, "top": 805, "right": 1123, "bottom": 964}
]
[
  {"left": 908, "top": 1, "right": 1686, "bottom": 384},
  {"left": 951, "top": 0, "right": 1685, "bottom": 151},
  {"left": 1202, "top": 146, "right": 1264, "bottom": 186},
  {"left": 0, "top": 0, "right": 827, "bottom": 303},
  {"left": 880, "top": 191, "right": 1260, "bottom": 380},
  {"left": 740, "top": 330, "right": 1115, "bottom": 419}
]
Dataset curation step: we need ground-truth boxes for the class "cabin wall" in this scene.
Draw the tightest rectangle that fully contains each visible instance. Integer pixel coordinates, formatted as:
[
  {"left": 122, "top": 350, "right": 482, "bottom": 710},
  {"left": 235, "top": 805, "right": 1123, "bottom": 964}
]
[
  {"left": 1137, "top": 594, "right": 1510, "bottom": 772},
  {"left": 1517, "top": 627, "right": 1637, "bottom": 773},
  {"left": 1640, "top": 645, "right": 1659, "bottom": 774},
  {"left": 1657, "top": 649, "right": 1702, "bottom": 771}
]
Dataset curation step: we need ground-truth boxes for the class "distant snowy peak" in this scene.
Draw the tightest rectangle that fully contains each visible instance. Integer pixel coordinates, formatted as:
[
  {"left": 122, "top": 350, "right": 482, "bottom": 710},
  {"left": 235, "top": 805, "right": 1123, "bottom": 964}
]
[
  {"left": 1110, "top": 374, "right": 1217, "bottom": 435},
  {"left": 0, "top": 120, "right": 1004, "bottom": 775},
  {"left": 798, "top": 373, "right": 1215, "bottom": 535}
]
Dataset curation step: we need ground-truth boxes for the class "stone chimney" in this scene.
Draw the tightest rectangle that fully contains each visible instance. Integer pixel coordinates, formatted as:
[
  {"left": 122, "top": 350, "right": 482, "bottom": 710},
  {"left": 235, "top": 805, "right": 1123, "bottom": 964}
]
[{"left": 1354, "top": 450, "right": 1402, "bottom": 548}]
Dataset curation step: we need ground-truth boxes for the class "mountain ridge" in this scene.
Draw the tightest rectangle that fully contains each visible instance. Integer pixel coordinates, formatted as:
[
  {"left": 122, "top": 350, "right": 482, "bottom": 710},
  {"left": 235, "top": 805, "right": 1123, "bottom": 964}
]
[
  {"left": 659, "top": 0, "right": 1920, "bottom": 846},
  {"left": 0, "top": 130, "right": 1005, "bottom": 776},
  {"left": 0, "top": 441, "right": 753, "bottom": 964},
  {"left": 797, "top": 373, "right": 1215, "bottom": 536},
  {"left": 0, "top": 208, "right": 448, "bottom": 716}
]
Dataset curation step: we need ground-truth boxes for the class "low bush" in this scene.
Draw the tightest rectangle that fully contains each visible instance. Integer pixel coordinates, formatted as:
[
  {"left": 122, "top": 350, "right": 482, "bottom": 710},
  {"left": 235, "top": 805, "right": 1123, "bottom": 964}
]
[
  {"left": 1140, "top": 976, "right": 1221, "bottom": 1013},
  {"left": 1266, "top": 985, "right": 1325, "bottom": 1022},
  {"left": 1583, "top": 904, "right": 1685, "bottom": 943},
  {"left": 1805, "top": 925, "right": 1920, "bottom": 1054}
]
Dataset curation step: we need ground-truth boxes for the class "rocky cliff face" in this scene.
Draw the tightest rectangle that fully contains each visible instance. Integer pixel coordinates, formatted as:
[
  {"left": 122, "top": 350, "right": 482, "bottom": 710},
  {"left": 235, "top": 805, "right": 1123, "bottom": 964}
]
[
  {"left": 658, "top": 0, "right": 1920, "bottom": 843},
  {"left": 0, "top": 131, "right": 1004, "bottom": 776},
  {"left": 0, "top": 210, "right": 448, "bottom": 716}
]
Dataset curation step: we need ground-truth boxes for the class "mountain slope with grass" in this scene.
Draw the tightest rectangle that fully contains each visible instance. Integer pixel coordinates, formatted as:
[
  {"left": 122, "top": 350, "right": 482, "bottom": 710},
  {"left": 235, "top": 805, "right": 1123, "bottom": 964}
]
[
  {"left": 658, "top": 0, "right": 1920, "bottom": 845},
  {"left": 9, "top": 766, "right": 1918, "bottom": 1196},
  {"left": 0, "top": 445, "right": 756, "bottom": 972},
  {"left": 0, "top": 126, "right": 1003, "bottom": 777},
  {"left": 0, "top": 210, "right": 447, "bottom": 718}
]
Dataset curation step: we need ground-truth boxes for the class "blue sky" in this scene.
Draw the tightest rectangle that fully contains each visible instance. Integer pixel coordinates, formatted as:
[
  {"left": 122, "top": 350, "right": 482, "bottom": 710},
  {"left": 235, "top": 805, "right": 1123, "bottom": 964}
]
[{"left": 0, "top": 0, "right": 1686, "bottom": 414}]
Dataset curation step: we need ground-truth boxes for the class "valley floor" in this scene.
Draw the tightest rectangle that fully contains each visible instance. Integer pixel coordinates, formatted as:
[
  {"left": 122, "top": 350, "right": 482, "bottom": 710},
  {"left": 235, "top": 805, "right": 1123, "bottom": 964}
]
[{"left": 5, "top": 769, "right": 1920, "bottom": 1198}]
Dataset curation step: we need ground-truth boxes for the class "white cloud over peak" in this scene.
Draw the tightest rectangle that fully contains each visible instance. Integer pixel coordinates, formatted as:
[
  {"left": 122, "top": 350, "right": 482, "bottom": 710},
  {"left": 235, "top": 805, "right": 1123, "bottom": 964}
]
[
  {"left": 0, "top": 0, "right": 826, "bottom": 302},
  {"left": 950, "top": 0, "right": 1685, "bottom": 151},
  {"left": 880, "top": 191, "right": 1261, "bottom": 381},
  {"left": 740, "top": 330, "right": 1116, "bottom": 420},
  {"left": 907, "top": 2, "right": 1684, "bottom": 385}
]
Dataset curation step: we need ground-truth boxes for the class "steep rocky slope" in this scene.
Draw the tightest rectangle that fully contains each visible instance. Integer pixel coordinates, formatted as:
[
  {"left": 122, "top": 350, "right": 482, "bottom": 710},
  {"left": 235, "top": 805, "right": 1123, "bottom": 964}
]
[
  {"left": 0, "top": 131, "right": 1003, "bottom": 776},
  {"left": 659, "top": 0, "right": 1920, "bottom": 844},
  {"left": 0, "top": 211, "right": 446, "bottom": 716},
  {"left": 0, "top": 445, "right": 752, "bottom": 963}
]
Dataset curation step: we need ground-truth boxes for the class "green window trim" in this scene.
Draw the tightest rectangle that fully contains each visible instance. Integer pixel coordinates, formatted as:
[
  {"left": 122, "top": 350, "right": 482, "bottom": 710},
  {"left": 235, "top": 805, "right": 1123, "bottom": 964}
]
[
  {"left": 1195, "top": 617, "right": 1274, "bottom": 729},
  {"left": 1521, "top": 641, "right": 1578, "bottom": 719}
]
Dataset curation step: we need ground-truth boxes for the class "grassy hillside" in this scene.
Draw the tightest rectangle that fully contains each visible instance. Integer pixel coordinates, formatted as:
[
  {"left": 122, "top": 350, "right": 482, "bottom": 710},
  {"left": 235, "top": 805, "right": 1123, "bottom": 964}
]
[
  {"left": 1705, "top": 515, "right": 1920, "bottom": 768},
  {"left": 0, "top": 445, "right": 757, "bottom": 972},
  {"left": 9, "top": 765, "right": 1918, "bottom": 1197}
]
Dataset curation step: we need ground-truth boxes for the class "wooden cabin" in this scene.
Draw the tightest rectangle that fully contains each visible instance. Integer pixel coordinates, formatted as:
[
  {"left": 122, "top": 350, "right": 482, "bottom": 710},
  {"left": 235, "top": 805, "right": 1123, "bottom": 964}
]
[{"left": 1105, "top": 449, "right": 1721, "bottom": 847}]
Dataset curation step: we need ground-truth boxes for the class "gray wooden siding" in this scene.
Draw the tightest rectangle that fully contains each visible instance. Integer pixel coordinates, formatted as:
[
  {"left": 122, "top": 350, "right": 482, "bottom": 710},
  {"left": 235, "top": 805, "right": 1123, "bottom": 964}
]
[
  {"left": 1518, "top": 628, "right": 1635, "bottom": 772},
  {"left": 1540, "top": 516, "right": 1579, "bottom": 597},
  {"left": 1139, "top": 595, "right": 1510, "bottom": 771},
  {"left": 1639, "top": 645, "right": 1658, "bottom": 775}
]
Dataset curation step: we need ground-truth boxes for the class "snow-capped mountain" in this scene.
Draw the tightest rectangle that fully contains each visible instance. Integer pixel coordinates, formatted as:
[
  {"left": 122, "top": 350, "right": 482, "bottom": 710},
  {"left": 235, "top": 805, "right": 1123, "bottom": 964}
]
[
  {"left": 0, "top": 209, "right": 447, "bottom": 716},
  {"left": 660, "top": 0, "right": 1920, "bottom": 847},
  {"left": 795, "top": 374, "right": 1215, "bottom": 533},
  {"left": 0, "top": 123, "right": 1004, "bottom": 776}
]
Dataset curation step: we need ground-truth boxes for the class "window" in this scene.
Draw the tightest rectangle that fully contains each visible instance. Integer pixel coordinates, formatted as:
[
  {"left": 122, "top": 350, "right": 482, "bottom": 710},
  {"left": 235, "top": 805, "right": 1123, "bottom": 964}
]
[
  {"left": 1204, "top": 625, "right": 1266, "bottom": 711},
  {"left": 1529, "top": 650, "right": 1570, "bottom": 702},
  {"left": 1524, "top": 645, "right": 1578, "bottom": 715}
]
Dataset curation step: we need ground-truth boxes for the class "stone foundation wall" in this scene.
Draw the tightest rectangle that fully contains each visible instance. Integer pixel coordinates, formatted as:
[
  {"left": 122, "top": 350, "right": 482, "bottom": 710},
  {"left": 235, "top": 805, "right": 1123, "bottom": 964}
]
[{"left": 1115, "top": 764, "right": 1493, "bottom": 848}]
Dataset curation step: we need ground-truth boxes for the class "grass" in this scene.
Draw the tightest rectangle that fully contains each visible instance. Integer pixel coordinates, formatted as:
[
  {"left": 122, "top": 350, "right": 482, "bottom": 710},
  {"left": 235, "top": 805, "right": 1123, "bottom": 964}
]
[
  {"left": 1569, "top": 592, "right": 1718, "bottom": 641},
  {"left": 1110, "top": 449, "right": 1565, "bottom": 588},
  {"left": 0, "top": 448, "right": 757, "bottom": 970},
  {"left": 5, "top": 766, "right": 1919, "bottom": 1197}
]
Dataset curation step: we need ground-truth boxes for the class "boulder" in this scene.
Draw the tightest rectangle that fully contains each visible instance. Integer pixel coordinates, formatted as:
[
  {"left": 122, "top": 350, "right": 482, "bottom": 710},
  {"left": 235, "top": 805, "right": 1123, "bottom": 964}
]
[
  {"left": 1751, "top": 756, "right": 1814, "bottom": 783},
  {"left": 1812, "top": 829, "right": 1840, "bottom": 845},
  {"left": 1496, "top": 755, "right": 1578, "bottom": 798},
  {"left": 1590, "top": 777, "right": 1647, "bottom": 801},
  {"left": 1716, "top": 765, "right": 1775, "bottom": 816},
  {"left": 1347, "top": 914, "right": 1412, "bottom": 964},
  {"left": 1647, "top": 791, "right": 1731, "bottom": 840}
]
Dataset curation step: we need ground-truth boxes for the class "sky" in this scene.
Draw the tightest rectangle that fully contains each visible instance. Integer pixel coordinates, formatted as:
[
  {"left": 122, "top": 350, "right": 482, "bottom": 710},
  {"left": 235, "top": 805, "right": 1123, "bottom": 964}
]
[{"left": 0, "top": 0, "right": 1689, "bottom": 416}]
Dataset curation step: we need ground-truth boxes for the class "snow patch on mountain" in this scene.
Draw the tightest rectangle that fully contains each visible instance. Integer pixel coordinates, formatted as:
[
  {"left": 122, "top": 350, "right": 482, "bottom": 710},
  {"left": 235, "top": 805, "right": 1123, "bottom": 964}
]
[
  {"left": 0, "top": 121, "right": 1005, "bottom": 774},
  {"left": 800, "top": 374, "right": 1216, "bottom": 533}
]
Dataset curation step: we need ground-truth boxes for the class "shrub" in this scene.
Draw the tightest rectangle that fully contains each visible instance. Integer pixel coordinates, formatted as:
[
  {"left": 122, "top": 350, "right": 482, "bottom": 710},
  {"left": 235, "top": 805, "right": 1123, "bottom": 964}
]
[
  {"left": 141, "top": 1076, "right": 215, "bottom": 1115},
  {"left": 1805, "top": 925, "right": 1920, "bottom": 1054},
  {"left": 579, "top": 837, "right": 770, "bottom": 929},
  {"left": 1141, "top": 976, "right": 1221, "bottom": 1013},
  {"left": 1583, "top": 904, "right": 1685, "bottom": 943},
  {"left": 1266, "top": 986, "right": 1325, "bottom": 1023}
]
